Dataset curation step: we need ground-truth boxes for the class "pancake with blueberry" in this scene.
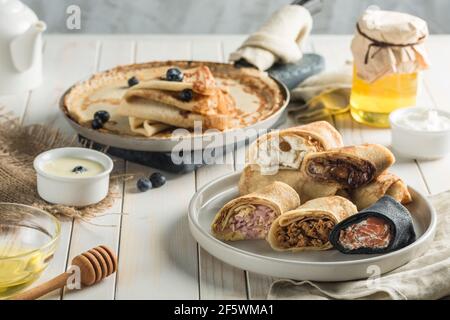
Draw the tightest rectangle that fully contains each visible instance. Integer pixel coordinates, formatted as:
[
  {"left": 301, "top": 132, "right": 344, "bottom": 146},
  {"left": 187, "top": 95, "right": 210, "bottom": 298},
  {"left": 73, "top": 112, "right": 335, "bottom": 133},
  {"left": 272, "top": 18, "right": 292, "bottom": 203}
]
[
  {"left": 118, "top": 66, "right": 236, "bottom": 131},
  {"left": 63, "top": 61, "right": 285, "bottom": 137}
]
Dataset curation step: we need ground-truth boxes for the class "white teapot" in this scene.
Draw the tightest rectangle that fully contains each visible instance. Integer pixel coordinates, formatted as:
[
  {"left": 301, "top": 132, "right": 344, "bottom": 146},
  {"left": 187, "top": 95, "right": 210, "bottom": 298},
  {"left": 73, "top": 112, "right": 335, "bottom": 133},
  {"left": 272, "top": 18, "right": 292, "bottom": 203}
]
[{"left": 0, "top": 0, "right": 46, "bottom": 95}]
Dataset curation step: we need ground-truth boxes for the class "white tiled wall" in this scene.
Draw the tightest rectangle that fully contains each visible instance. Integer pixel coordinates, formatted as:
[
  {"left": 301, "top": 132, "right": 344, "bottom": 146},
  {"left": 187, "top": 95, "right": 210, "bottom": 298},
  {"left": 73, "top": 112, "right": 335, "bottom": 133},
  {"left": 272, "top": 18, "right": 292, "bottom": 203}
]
[{"left": 23, "top": 0, "right": 449, "bottom": 34}]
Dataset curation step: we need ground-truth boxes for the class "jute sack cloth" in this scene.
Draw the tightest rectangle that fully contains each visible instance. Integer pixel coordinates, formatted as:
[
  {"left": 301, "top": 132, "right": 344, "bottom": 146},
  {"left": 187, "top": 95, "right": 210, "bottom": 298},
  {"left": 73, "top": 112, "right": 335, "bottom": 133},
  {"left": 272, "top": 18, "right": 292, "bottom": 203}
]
[{"left": 0, "top": 113, "right": 119, "bottom": 219}]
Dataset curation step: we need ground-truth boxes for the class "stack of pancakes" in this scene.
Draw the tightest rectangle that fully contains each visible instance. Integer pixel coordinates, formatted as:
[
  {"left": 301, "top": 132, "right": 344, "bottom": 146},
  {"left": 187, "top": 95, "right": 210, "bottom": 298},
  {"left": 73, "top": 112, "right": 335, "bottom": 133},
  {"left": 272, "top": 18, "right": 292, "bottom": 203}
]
[{"left": 118, "top": 66, "right": 237, "bottom": 137}]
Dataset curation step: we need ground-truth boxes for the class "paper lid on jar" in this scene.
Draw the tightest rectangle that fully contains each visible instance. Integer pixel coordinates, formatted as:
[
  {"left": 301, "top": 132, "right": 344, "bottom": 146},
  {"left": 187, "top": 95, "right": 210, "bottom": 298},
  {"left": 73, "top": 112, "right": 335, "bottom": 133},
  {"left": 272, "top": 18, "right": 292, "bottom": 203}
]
[{"left": 351, "top": 7, "right": 430, "bottom": 83}]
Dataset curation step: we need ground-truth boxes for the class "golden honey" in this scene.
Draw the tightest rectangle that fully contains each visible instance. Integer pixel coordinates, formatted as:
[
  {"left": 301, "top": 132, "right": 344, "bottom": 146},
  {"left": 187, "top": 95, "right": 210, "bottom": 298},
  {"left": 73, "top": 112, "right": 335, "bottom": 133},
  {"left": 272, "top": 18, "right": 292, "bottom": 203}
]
[
  {"left": 0, "top": 246, "right": 48, "bottom": 299},
  {"left": 350, "top": 67, "right": 418, "bottom": 128}
]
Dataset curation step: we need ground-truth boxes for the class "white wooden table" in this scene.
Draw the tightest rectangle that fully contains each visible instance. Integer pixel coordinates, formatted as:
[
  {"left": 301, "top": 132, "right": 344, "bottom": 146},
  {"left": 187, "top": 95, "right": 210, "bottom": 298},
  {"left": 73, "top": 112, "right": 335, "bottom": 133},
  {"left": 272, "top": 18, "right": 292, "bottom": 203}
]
[{"left": 1, "top": 34, "right": 449, "bottom": 300}]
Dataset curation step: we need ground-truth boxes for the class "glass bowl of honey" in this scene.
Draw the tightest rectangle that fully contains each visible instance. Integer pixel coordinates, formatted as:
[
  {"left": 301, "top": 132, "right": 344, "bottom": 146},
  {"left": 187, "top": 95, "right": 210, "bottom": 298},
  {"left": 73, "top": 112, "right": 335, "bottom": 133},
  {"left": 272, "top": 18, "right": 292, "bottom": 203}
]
[{"left": 0, "top": 203, "right": 60, "bottom": 299}]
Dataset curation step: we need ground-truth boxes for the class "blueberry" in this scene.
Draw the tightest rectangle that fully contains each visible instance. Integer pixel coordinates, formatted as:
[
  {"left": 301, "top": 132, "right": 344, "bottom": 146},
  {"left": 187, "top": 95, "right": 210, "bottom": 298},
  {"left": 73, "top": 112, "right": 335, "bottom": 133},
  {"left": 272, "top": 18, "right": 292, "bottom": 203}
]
[
  {"left": 166, "top": 68, "right": 183, "bottom": 82},
  {"left": 137, "top": 178, "right": 152, "bottom": 192},
  {"left": 150, "top": 172, "right": 166, "bottom": 188},
  {"left": 179, "top": 89, "right": 193, "bottom": 102},
  {"left": 91, "top": 118, "right": 103, "bottom": 130},
  {"left": 128, "top": 76, "right": 139, "bottom": 87},
  {"left": 94, "top": 110, "right": 110, "bottom": 123},
  {"left": 72, "top": 166, "right": 87, "bottom": 174}
]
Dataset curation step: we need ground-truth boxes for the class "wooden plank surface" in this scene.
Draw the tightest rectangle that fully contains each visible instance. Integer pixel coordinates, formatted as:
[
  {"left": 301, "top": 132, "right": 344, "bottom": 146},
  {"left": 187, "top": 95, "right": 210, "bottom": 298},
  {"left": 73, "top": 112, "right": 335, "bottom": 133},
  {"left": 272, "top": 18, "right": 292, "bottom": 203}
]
[
  {"left": 193, "top": 38, "right": 248, "bottom": 300},
  {"left": 63, "top": 40, "right": 134, "bottom": 300},
  {"left": 115, "top": 38, "right": 199, "bottom": 299},
  {"left": 415, "top": 36, "right": 450, "bottom": 195},
  {"left": 19, "top": 37, "right": 99, "bottom": 299}
]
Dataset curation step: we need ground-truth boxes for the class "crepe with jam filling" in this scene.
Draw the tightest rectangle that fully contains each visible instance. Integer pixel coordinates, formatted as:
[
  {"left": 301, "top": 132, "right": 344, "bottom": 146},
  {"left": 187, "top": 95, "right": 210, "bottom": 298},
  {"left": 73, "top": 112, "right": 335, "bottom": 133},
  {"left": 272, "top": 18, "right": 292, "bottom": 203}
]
[
  {"left": 329, "top": 196, "right": 416, "bottom": 254},
  {"left": 211, "top": 182, "right": 300, "bottom": 241},
  {"left": 247, "top": 121, "right": 344, "bottom": 174},
  {"left": 267, "top": 196, "right": 357, "bottom": 251},
  {"left": 351, "top": 172, "right": 412, "bottom": 210},
  {"left": 303, "top": 144, "right": 395, "bottom": 189}
]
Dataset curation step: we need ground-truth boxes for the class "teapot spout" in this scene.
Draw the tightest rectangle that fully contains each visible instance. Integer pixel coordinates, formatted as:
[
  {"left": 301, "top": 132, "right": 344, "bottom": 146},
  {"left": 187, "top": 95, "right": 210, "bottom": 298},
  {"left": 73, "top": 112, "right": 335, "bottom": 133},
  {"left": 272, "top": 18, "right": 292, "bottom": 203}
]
[{"left": 10, "top": 21, "right": 47, "bottom": 72}]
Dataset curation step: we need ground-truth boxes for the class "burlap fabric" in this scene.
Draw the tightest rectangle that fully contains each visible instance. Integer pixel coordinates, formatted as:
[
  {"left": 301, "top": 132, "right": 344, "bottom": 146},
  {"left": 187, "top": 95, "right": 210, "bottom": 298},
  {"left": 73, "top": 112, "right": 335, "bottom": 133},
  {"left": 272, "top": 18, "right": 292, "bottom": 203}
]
[{"left": 0, "top": 111, "right": 119, "bottom": 220}]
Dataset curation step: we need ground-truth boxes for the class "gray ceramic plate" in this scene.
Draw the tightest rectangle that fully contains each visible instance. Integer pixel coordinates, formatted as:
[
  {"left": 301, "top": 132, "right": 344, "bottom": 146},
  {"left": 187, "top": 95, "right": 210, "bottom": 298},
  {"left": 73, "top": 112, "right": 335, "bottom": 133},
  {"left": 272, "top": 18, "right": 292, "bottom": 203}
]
[{"left": 188, "top": 172, "right": 437, "bottom": 282}]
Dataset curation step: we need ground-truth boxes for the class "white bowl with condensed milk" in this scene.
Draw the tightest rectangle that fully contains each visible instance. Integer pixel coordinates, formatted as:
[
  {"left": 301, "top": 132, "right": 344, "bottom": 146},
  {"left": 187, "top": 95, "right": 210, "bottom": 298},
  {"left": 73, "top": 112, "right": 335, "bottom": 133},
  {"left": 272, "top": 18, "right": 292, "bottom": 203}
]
[
  {"left": 34, "top": 148, "right": 114, "bottom": 206},
  {"left": 390, "top": 107, "right": 450, "bottom": 160}
]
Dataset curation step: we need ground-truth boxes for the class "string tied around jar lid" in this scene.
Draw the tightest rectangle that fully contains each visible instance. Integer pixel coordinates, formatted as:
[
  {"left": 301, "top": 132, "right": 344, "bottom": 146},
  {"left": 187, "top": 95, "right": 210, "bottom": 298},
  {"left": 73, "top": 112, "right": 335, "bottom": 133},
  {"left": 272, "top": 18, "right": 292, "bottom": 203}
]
[{"left": 356, "top": 23, "right": 427, "bottom": 65}]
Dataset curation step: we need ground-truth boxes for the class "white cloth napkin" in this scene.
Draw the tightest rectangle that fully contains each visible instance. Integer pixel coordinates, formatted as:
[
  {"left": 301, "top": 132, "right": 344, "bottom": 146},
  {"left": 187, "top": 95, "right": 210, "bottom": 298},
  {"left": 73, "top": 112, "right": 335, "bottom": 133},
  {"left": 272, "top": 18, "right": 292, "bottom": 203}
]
[
  {"left": 229, "top": 5, "right": 313, "bottom": 71},
  {"left": 288, "top": 63, "right": 353, "bottom": 122},
  {"left": 267, "top": 190, "right": 450, "bottom": 300}
]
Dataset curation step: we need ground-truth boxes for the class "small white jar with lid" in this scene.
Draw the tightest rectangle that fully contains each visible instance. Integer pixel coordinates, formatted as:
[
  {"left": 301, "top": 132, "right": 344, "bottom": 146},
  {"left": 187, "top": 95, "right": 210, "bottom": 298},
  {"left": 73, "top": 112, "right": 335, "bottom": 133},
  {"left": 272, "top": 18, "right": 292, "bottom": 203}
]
[
  {"left": 390, "top": 107, "right": 450, "bottom": 160},
  {"left": 34, "top": 147, "right": 114, "bottom": 206}
]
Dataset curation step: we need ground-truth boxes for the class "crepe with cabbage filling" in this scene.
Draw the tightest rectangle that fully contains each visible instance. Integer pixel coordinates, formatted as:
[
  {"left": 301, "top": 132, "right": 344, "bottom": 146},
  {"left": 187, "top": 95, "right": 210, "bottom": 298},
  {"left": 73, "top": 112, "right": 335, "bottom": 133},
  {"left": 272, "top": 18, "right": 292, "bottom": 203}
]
[
  {"left": 238, "top": 164, "right": 340, "bottom": 202},
  {"left": 351, "top": 172, "right": 412, "bottom": 210}
]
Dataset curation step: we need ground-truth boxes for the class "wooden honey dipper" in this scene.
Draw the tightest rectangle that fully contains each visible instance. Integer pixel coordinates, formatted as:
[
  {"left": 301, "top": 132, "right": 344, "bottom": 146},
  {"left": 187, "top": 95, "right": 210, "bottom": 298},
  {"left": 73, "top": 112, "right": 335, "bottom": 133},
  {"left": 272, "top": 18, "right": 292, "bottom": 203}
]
[{"left": 13, "top": 245, "right": 117, "bottom": 300}]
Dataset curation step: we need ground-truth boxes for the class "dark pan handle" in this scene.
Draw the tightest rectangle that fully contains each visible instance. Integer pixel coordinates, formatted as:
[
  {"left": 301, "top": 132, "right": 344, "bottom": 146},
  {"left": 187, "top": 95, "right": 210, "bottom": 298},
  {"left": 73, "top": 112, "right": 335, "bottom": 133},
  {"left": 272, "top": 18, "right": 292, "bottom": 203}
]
[{"left": 291, "top": 0, "right": 323, "bottom": 15}]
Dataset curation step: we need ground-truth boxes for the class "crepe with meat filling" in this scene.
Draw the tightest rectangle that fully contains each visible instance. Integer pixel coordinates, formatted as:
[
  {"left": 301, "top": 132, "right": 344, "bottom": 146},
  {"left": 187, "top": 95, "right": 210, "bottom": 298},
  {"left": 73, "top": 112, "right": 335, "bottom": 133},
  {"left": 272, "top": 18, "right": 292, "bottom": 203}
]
[
  {"left": 238, "top": 165, "right": 340, "bottom": 202},
  {"left": 211, "top": 182, "right": 300, "bottom": 241},
  {"left": 303, "top": 144, "right": 395, "bottom": 189},
  {"left": 267, "top": 196, "right": 357, "bottom": 251},
  {"left": 351, "top": 172, "right": 412, "bottom": 210},
  {"left": 330, "top": 196, "right": 416, "bottom": 254},
  {"left": 247, "top": 121, "right": 343, "bottom": 174}
]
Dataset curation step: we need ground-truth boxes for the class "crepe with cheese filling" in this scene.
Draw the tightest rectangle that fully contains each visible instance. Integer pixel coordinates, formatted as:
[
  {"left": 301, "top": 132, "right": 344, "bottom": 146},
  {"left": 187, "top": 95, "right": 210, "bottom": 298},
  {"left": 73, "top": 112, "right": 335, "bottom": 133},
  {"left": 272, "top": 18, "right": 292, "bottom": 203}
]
[
  {"left": 351, "top": 172, "right": 412, "bottom": 210},
  {"left": 211, "top": 182, "right": 300, "bottom": 241},
  {"left": 267, "top": 196, "right": 357, "bottom": 251},
  {"left": 247, "top": 121, "right": 343, "bottom": 174},
  {"left": 303, "top": 144, "right": 395, "bottom": 189}
]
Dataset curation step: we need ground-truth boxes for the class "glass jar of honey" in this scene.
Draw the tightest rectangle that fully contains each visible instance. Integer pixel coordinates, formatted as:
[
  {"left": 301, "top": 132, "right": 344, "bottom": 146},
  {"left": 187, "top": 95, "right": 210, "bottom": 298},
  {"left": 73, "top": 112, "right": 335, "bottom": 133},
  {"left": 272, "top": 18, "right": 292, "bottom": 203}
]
[{"left": 350, "top": 8, "right": 429, "bottom": 128}]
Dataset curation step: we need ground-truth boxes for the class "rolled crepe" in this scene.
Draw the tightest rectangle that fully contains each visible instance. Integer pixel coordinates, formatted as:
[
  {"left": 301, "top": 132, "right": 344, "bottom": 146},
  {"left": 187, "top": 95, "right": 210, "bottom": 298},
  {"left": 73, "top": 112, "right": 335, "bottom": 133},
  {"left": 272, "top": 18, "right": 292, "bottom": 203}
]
[
  {"left": 128, "top": 117, "right": 170, "bottom": 137},
  {"left": 133, "top": 66, "right": 217, "bottom": 95},
  {"left": 351, "top": 172, "right": 412, "bottom": 210},
  {"left": 267, "top": 196, "right": 357, "bottom": 251},
  {"left": 238, "top": 165, "right": 340, "bottom": 202},
  {"left": 123, "top": 83, "right": 234, "bottom": 116},
  {"left": 247, "top": 121, "right": 343, "bottom": 174},
  {"left": 118, "top": 98, "right": 230, "bottom": 130},
  {"left": 211, "top": 182, "right": 300, "bottom": 241},
  {"left": 329, "top": 196, "right": 416, "bottom": 254},
  {"left": 303, "top": 144, "right": 395, "bottom": 189},
  {"left": 118, "top": 66, "right": 235, "bottom": 131}
]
